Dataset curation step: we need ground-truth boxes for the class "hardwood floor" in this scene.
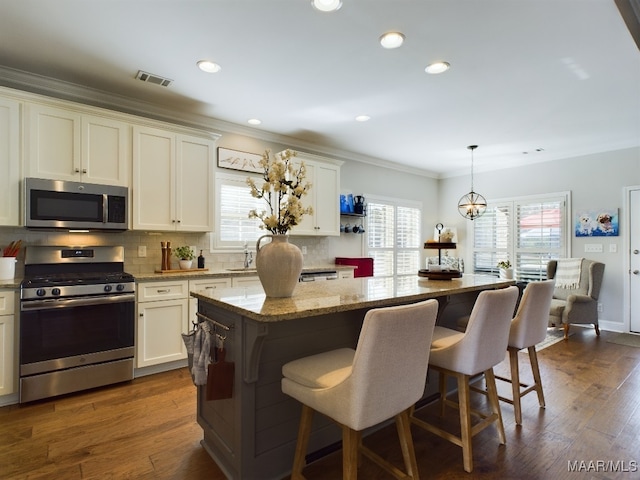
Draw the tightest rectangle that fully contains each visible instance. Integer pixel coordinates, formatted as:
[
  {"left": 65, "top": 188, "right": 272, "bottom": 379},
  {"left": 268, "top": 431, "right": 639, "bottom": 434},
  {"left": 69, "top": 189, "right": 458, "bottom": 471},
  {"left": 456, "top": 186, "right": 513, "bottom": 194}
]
[{"left": 1, "top": 328, "right": 639, "bottom": 479}]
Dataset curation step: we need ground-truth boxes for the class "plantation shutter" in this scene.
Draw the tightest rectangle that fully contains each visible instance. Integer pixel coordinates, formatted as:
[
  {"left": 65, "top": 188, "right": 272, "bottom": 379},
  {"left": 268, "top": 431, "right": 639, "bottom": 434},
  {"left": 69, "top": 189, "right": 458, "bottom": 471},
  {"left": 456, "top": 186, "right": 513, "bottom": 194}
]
[
  {"left": 215, "top": 173, "right": 264, "bottom": 248},
  {"left": 367, "top": 198, "right": 421, "bottom": 277},
  {"left": 472, "top": 193, "right": 568, "bottom": 281},
  {"left": 515, "top": 197, "right": 565, "bottom": 281}
]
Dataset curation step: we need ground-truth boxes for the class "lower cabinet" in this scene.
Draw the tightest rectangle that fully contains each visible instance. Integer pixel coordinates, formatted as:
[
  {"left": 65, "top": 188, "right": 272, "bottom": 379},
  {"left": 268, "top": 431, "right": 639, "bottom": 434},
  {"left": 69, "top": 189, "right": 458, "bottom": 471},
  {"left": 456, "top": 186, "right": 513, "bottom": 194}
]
[
  {"left": 0, "top": 290, "right": 15, "bottom": 397},
  {"left": 136, "top": 280, "right": 189, "bottom": 368},
  {"left": 188, "top": 278, "right": 232, "bottom": 325}
]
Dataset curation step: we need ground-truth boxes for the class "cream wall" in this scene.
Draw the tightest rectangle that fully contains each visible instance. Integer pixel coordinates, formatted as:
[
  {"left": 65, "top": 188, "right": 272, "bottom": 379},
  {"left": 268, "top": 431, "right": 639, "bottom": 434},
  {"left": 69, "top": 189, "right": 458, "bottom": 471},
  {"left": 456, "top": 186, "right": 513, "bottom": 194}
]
[{"left": 438, "top": 147, "right": 640, "bottom": 331}]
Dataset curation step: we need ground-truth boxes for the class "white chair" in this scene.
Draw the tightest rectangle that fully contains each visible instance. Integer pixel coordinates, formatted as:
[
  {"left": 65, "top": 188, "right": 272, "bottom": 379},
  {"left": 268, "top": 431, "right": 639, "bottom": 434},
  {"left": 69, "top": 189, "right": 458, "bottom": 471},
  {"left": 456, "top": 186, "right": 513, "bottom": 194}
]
[
  {"left": 281, "top": 299, "right": 439, "bottom": 480},
  {"left": 496, "top": 280, "right": 555, "bottom": 425},
  {"left": 410, "top": 286, "right": 519, "bottom": 473}
]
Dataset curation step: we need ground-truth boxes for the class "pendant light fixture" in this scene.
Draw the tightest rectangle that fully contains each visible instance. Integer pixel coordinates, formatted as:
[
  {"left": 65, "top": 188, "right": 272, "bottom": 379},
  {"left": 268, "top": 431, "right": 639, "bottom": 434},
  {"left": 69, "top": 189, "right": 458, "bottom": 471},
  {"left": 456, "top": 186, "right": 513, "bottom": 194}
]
[{"left": 457, "top": 145, "right": 487, "bottom": 220}]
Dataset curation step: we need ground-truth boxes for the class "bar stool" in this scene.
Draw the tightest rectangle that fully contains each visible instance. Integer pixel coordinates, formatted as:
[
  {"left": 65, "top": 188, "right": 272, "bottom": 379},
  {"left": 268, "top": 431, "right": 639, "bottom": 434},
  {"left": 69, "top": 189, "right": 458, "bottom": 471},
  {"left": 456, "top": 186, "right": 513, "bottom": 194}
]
[
  {"left": 410, "top": 286, "right": 519, "bottom": 473},
  {"left": 281, "top": 299, "right": 439, "bottom": 480},
  {"left": 495, "top": 280, "right": 555, "bottom": 425}
]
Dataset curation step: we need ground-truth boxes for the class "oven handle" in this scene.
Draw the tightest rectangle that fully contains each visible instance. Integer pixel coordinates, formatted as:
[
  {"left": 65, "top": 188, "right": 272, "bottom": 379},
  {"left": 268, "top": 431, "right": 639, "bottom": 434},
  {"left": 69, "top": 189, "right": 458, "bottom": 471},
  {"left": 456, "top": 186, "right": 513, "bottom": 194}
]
[{"left": 21, "top": 293, "right": 136, "bottom": 311}]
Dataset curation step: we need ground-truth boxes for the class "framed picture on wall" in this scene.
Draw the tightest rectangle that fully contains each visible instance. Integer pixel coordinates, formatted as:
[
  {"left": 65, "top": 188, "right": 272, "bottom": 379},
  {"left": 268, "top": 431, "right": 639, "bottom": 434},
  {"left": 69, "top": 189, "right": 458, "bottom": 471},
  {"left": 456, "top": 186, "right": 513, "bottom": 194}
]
[
  {"left": 575, "top": 208, "right": 619, "bottom": 236},
  {"left": 217, "top": 147, "right": 263, "bottom": 174}
]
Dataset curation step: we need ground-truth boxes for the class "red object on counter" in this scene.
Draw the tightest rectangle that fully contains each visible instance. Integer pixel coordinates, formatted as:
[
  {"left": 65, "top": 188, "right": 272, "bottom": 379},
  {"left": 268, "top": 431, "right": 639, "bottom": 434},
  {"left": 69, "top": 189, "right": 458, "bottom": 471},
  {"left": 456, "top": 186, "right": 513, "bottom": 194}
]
[{"left": 335, "top": 257, "right": 374, "bottom": 278}]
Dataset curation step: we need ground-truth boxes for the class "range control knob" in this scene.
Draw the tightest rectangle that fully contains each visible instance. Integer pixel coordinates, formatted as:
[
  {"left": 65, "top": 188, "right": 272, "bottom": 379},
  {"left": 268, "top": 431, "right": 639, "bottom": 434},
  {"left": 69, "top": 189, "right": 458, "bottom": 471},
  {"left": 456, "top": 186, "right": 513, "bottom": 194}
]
[
  {"left": 104, "top": 284, "right": 113, "bottom": 292},
  {"left": 116, "top": 284, "right": 125, "bottom": 292},
  {"left": 51, "top": 288, "right": 61, "bottom": 296},
  {"left": 36, "top": 288, "right": 46, "bottom": 297}
]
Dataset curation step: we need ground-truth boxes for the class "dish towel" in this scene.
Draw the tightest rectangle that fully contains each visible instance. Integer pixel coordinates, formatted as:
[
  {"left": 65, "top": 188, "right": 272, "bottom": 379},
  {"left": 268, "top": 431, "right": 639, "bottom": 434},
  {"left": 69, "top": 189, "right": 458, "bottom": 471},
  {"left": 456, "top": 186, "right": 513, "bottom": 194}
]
[
  {"left": 192, "top": 321, "right": 213, "bottom": 386},
  {"left": 555, "top": 258, "right": 582, "bottom": 289}
]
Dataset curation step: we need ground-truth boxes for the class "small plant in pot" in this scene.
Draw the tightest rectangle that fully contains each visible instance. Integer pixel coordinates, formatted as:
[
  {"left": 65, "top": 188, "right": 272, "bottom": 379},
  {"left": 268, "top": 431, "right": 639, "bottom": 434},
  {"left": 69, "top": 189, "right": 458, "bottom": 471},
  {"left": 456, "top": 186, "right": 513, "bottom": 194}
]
[
  {"left": 497, "top": 260, "right": 514, "bottom": 279},
  {"left": 175, "top": 246, "right": 195, "bottom": 270}
]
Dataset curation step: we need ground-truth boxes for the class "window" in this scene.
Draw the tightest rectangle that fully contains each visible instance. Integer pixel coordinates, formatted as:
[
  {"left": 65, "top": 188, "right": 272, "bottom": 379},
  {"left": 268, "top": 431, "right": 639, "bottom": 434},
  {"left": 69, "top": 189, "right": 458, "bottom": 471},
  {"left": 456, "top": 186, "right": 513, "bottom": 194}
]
[
  {"left": 472, "top": 192, "right": 570, "bottom": 281},
  {"left": 213, "top": 172, "right": 264, "bottom": 250},
  {"left": 366, "top": 196, "right": 422, "bottom": 278}
]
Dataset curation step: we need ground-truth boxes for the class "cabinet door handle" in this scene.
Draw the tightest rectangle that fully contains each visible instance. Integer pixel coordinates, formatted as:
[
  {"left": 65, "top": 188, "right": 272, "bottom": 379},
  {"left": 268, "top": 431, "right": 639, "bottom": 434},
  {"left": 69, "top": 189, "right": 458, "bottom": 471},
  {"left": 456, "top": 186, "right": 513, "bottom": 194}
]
[
  {"left": 74, "top": 168, "right": 80, "bottom": 173},
  {"left": 82, "top": 169, "right": 87, "bottom": 174}
]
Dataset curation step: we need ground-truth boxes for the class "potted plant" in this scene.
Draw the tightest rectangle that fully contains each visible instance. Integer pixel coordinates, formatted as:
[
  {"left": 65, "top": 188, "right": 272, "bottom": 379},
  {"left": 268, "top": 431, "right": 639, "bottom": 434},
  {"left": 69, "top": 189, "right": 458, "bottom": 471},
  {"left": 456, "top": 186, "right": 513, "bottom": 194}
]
[
  {"left": 175, "top": 246, "right": 195, "bottom": 270},
  {"left": 497, "top": 260, "right": 514, "bottom": 279}
]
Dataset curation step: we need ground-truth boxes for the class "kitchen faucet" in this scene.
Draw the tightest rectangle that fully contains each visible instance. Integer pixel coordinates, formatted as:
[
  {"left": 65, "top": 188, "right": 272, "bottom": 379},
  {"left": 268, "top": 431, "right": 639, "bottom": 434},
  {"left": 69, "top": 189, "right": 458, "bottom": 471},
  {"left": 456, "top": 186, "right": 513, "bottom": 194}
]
[{"left": 243, "top": 243, "right": 253, "bottom": 269}]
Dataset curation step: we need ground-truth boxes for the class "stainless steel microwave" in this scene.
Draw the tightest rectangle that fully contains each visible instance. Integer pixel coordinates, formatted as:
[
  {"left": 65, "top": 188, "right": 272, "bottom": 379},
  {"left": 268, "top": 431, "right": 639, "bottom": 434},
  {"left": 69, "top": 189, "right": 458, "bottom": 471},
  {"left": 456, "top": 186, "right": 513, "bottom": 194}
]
[{"left": 25, "top": 178, "right": 128, "bottom": 231}]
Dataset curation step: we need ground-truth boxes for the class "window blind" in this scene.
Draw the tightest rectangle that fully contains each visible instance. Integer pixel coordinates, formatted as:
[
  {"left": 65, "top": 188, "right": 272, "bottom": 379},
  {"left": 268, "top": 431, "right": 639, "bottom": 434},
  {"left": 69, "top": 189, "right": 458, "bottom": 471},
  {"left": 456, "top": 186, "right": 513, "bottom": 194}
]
[
  {"left": 472, "top": 194, "right": 568, "bottom": 281},
  {"left": 215, "top": 173, "right": 264, "bottom": 249},
  {"left": 366, "top": 198, "right": 421, "bottom": 277}
]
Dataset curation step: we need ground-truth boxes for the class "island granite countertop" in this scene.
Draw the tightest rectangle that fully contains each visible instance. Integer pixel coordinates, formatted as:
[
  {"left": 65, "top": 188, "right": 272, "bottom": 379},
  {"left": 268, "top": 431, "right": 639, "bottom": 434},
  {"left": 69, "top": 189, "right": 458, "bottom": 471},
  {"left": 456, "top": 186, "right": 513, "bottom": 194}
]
[{"left": 191, "top": 274, "right": 515, "bottom": 322}]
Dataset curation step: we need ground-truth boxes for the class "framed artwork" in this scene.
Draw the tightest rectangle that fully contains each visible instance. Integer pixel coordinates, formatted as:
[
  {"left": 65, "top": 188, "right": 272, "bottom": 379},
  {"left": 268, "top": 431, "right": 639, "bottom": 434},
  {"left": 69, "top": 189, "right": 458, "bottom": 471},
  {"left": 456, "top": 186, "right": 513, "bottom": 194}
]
[
  {"left": 217, "top": 147, "right": 263, "bottom": 173},
  {"left": 575, "top": 208, "right": 619, "bottom": 236}
]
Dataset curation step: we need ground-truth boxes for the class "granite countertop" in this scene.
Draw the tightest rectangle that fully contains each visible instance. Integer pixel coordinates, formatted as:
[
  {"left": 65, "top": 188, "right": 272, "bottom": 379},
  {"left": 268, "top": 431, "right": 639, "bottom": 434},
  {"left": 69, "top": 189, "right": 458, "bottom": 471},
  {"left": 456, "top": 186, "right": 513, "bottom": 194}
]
[
  {"left": 0, "top": 278, "right": 21, "bottom": 289},
  {"left": 133, "top": 264, "right": 355, "bottom": 282},
  {"left": 192, "top": 274, "right": 515, "bottom": 322}
]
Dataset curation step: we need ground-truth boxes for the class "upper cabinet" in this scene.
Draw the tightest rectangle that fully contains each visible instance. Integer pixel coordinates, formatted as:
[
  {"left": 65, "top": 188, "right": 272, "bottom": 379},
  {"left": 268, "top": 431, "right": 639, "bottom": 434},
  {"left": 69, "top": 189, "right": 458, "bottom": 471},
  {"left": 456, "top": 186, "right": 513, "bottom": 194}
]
[
  {"left": 132, "top": 125, "right": 215, "bottom": 232},
  {"left": 0, "top": 97, "right": 20, "bottom": 226},
  {"left": 290, "top": 153, "right": 342, "bottom": 237},
  {"left": 25, "top": 103, "right": 130, "bottom": 186}
]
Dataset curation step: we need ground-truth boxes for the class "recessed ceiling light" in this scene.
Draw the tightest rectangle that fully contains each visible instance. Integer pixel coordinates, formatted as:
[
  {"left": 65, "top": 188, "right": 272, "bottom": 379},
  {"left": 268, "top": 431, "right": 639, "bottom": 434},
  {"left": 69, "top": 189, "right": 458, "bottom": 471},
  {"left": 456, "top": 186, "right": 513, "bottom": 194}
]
[
  {"left": 379, "top": 32, "right": 405, "bottom": 49},
  {"left": 248, "top": 118, "right": 262, "bottom": 125},
  {"left": 311, "top": 0, "right": 342, "bottom": 12},
  {"left": 425, "top": 61, "right": 450, "bottom": 74},
  {"left": 355, "top": 115, "right": 370, "bottom": 122},
  {"left": 197, "top": 60, "right": 221, "bottom": 73}
]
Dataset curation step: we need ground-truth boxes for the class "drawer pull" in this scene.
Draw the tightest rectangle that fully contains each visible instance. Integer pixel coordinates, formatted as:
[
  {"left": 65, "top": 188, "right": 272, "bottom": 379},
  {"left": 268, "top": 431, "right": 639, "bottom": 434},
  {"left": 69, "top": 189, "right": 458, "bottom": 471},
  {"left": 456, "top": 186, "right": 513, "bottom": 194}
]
[{"left": 156, "top": 289, "right": 171, "bottom": 293}]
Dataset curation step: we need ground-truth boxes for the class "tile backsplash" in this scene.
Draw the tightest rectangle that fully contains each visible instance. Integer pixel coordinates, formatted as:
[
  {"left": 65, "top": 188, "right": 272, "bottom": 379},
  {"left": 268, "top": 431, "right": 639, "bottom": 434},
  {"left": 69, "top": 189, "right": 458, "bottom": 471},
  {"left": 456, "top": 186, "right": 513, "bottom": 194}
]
[{"left": 0, "top": 227, "right": 339, "bottom": 278}]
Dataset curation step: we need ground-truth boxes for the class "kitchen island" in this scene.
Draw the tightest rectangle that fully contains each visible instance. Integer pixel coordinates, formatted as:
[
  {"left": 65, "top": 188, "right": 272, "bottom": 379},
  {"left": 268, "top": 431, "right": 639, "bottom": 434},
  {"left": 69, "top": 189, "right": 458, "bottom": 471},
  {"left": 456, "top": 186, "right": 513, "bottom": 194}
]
[{"left": 191, "top": 274, "right": 515, "bottom": 480}]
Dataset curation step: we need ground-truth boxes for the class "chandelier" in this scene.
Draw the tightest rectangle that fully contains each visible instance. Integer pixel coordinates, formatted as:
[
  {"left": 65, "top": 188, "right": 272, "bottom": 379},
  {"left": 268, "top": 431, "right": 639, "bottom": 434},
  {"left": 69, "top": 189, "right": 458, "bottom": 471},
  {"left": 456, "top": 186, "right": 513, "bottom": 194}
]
[{"left": 457, "top": 145, "right": 487, "bottom": 220}]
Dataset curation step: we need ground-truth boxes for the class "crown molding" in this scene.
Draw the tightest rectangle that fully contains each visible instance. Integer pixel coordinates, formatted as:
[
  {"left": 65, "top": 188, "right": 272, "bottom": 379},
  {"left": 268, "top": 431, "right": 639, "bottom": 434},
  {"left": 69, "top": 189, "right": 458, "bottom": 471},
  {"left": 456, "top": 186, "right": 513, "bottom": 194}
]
[{"left": 0, "top": 65, "right": 438, "bottom": 179}]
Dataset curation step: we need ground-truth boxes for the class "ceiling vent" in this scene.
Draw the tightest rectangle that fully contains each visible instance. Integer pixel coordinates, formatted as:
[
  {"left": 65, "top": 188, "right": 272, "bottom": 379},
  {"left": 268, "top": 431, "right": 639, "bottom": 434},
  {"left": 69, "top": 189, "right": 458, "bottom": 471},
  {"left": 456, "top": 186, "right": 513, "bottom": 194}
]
[{"left": 135, "top": 70, "right": 173, "bottom": 87}]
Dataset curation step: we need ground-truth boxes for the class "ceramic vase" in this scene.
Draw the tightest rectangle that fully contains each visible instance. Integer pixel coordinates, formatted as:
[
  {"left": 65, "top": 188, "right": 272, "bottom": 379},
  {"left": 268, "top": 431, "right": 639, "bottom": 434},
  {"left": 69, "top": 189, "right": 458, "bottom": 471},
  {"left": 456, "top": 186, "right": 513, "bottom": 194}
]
[
  {"left": 255, "top": 234, "right": 303, "bottom": 297},
  {"left": 179, "top": 259, "right": 193, "bottom": 270},
  {"left": 499, "top": 268, "right": 514, "bottom": 280}
]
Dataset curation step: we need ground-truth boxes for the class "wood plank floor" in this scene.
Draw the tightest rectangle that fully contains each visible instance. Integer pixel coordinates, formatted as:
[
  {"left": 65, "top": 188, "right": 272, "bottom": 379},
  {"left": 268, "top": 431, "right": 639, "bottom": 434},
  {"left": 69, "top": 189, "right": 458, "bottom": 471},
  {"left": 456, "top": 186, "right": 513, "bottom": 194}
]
[{"left": 1, "top": 327, "right": 639, "bottom": 479}]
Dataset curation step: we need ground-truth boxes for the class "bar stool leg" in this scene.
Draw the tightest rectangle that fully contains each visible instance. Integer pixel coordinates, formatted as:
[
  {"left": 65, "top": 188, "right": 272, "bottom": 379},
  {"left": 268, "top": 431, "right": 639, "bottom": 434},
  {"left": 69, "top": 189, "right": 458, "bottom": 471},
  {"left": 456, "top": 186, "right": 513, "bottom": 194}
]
[
  {"left": 456, "top": 372, "right": 473, "bottom": 473},
  {"left": 508, "top": 347, "right": 523, "bottom": 425},
  {"left": 292, "top": 404, "right": 313, "bottom": 479},
  {"left": 396, "top": 408, "right": 419, "bottom": 479},
  {"left": 484, "top": 368, "right": 506, "bottom": 444},
  {"left": 439, "top": 371, "right": 447, "bottom": 416},
  {"left": 528, "top": 346, "right": 546, "bottom": 407},
  {"left": 342, "top": 425, "right": 359, "bottom": 480}
]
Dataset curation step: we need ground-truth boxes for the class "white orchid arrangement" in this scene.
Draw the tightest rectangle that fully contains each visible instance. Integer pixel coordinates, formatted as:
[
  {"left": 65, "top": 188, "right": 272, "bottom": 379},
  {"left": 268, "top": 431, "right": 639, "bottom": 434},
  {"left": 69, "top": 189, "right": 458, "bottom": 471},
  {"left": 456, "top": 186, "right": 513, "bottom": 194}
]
[{"left": 247, "top": 149, "right": 313, "bottom": 234}]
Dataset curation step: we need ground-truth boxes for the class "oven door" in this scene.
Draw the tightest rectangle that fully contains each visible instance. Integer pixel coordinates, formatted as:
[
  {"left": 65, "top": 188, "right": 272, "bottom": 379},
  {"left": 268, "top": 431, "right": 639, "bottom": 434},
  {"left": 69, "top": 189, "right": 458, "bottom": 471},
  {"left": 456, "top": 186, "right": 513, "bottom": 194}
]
[{"left": 20, "top": 294, "right": 135, "bottom": 376}]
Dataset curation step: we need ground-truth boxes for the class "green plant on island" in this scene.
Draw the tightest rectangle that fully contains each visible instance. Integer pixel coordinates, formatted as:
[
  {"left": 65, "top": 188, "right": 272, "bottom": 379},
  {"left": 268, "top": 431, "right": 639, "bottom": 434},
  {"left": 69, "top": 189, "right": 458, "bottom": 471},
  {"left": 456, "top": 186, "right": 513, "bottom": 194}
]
[{"left": 496, "top": 260, "right": 512, "bottom": 270}]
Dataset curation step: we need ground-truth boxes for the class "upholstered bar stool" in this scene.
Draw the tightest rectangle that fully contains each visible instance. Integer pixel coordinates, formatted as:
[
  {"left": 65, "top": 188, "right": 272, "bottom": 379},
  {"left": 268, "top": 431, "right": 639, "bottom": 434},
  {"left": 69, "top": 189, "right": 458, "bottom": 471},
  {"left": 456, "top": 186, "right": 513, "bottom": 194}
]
[
  {"left": 411, "top": 286, "right": 519, "bottom": 473},
  {"left": 281, "top": 299, "right": 439, "bottom": 480},
  {"left": 495, "top": 280, "right": 555, "bottom": 425}
]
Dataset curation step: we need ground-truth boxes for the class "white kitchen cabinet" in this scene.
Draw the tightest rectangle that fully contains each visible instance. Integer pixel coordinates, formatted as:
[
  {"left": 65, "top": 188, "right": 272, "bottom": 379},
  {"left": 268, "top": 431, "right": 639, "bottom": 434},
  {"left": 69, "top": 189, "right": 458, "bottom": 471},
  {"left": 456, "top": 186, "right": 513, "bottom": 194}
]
[
  {"left": 26, "top": 103, "right": 130, "bottom": 186},
  {"left": 0, "top": 290, "right": 15, "bottom": 397},
  {"left": 232, "top": 276, "right": 262, "bottom": 288},
  {"left": 0, "top": 98, "right": 20, "bottom": 226},
  {"left": 132, "top": 125, "right": 214, "bottom": 232},
  {"left": 290, "top": 154, "right": 342, "bottom": 236},
  {"left": 136, "top": 280, "right": 189, "bottom": 368},
  {"left": 188, "top": 278, "right": 232, "bottom": 325}
]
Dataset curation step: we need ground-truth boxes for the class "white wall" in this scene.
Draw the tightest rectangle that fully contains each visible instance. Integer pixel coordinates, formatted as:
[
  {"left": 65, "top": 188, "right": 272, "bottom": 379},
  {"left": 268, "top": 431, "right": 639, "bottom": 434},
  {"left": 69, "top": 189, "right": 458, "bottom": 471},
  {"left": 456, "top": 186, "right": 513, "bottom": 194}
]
[{"left": 439, "top": 147, "right": 640, "bottom": 331}]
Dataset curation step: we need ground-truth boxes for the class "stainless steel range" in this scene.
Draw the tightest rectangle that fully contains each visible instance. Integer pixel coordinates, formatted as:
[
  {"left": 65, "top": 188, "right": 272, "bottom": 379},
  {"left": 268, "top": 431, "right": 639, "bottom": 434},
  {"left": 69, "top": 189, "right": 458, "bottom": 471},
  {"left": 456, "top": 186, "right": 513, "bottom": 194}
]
[{"left": 19, "top": 246, "right": 135, "bottom": 403}]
